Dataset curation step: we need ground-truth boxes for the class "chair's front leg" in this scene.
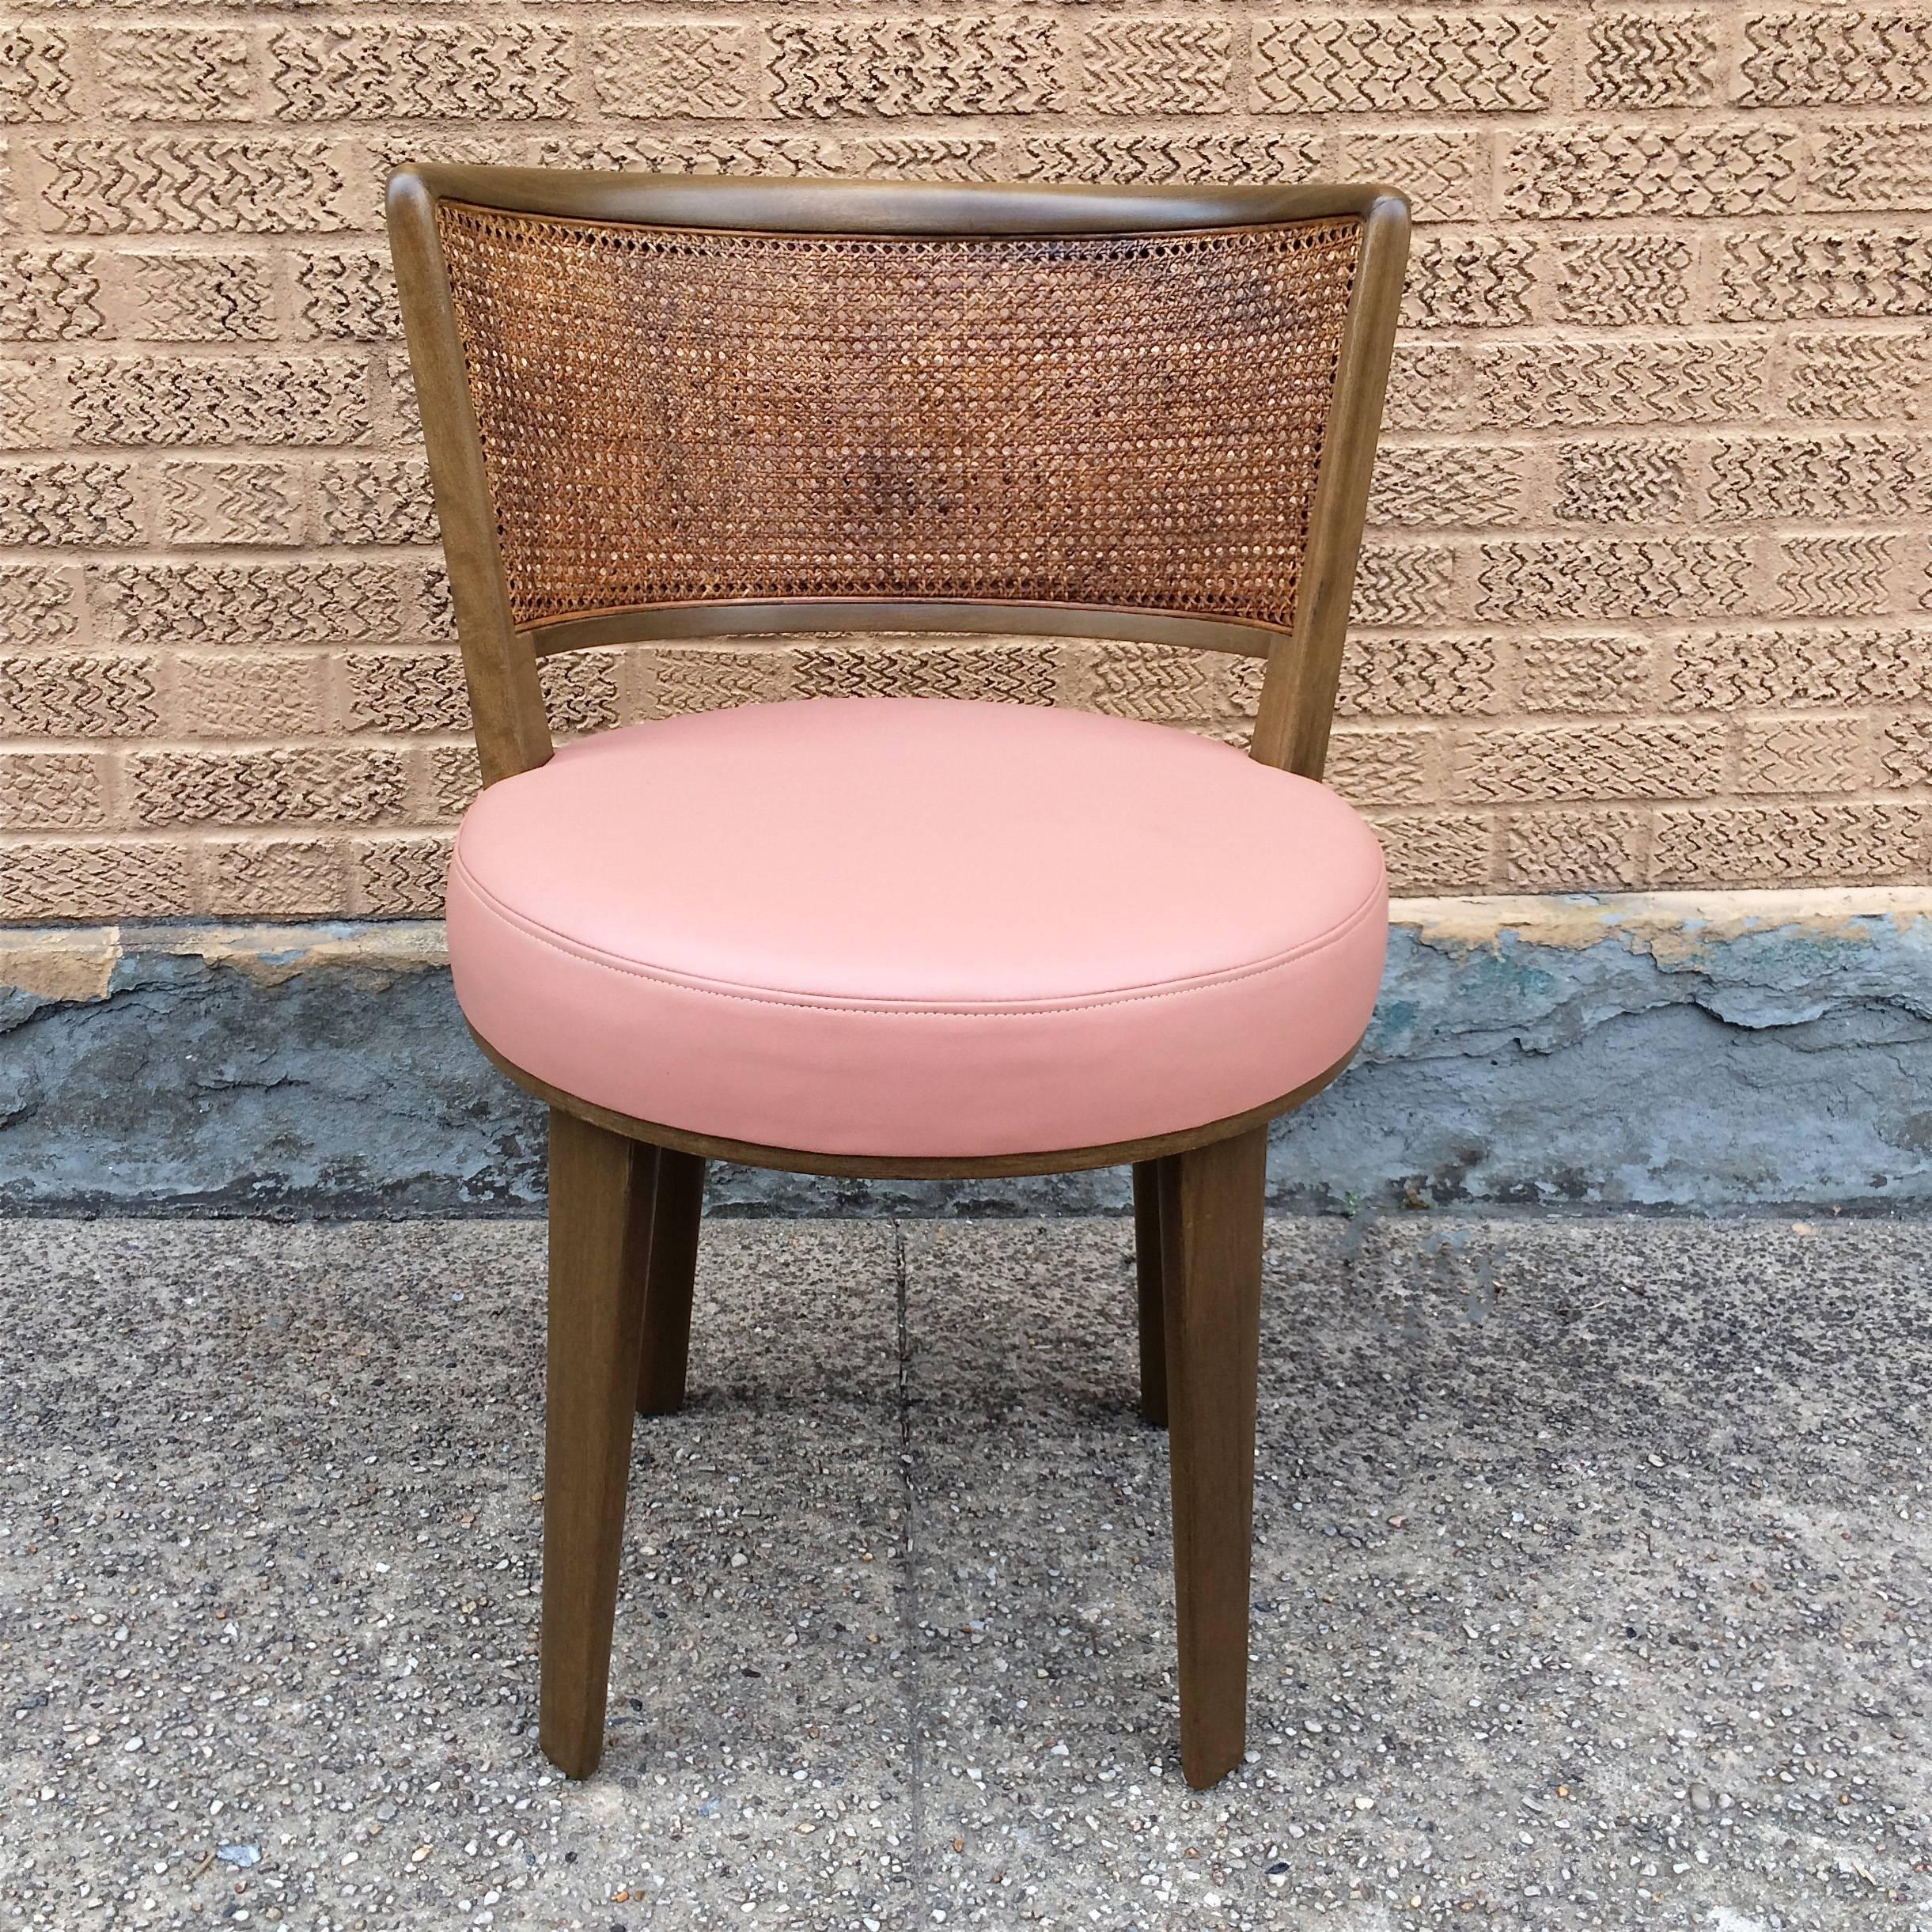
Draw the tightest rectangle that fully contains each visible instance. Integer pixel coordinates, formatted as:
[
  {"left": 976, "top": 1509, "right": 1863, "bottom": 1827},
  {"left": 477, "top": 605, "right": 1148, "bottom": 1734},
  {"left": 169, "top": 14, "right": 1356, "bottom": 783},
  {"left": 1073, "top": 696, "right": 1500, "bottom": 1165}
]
[
  {"left": 1158, "top": 1124, "right": 1267, "bottom": 1790},
  {"left": 540, "top": 1106, "right": 655, "bottom": 1779},
  {"left": 636, "top": 1148, "right": 707, "bottom": 1415},
  {"left": 1131, "top": 1157, "right": 1173, "bottom": 1426}
]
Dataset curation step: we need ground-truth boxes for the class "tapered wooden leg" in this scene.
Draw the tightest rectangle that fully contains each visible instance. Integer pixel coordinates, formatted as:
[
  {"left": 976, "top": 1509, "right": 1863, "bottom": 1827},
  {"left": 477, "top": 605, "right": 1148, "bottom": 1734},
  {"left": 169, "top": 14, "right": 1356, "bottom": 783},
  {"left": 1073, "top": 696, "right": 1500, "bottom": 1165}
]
[
  {"left": 1131, "top": 1157, "right": 1172, "bottom": 1426},
  {"left": 540, "top": 1106, "right": 654, "bottom": 1780},
  {"left": 635, "top": 1148, "right": 707, "bottom": 1416},
  {"left": 1158, "top": 1124, "right": 1267, "bottom": 1790}
]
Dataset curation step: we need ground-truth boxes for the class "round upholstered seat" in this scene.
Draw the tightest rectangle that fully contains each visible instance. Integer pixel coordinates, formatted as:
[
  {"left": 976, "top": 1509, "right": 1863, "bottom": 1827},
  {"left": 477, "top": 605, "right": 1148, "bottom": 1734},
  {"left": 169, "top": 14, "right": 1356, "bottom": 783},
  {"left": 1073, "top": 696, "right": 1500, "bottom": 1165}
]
[{"left": 446, "top": 696, "right": 1389, "bottom": 1161}]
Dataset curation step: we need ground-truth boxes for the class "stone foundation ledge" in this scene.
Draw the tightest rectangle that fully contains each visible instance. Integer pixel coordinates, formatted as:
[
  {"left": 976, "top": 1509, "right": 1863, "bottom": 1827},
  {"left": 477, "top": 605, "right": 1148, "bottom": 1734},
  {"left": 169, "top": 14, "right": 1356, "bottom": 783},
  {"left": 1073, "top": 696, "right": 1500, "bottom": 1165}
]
[{"left": 3, "top": 888, "right": 1929, "bottom": 1215}]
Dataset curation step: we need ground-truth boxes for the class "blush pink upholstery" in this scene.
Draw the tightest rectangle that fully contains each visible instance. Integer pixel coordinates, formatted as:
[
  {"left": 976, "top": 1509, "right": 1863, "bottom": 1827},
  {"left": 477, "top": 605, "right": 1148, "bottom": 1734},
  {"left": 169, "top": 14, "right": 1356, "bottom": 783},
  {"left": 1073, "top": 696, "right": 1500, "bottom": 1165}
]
[{"left": 446, "top": 696, "right": 1389, "bottom": 1159}]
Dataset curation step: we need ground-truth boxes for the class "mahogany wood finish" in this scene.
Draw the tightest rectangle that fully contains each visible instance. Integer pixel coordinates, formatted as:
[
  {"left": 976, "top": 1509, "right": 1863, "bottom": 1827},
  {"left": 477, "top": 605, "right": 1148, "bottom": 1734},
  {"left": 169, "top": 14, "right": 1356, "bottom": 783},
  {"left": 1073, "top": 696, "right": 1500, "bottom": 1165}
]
[
  {"left": 386, "top": 165, "right": 1409, "bottom": 1791},
  {"left": 538, "top": 1108, "right": 654, "bottom": 1778},
  {"left": 1132, "top": 1158, "right": 1172, "bottom": 1429},
  {"left": 635, "top": 1148, "right": 706, "bottom": 1418},
  {"left": 1159, "top": 1126, "right": 1270, "bottom": 1788}
]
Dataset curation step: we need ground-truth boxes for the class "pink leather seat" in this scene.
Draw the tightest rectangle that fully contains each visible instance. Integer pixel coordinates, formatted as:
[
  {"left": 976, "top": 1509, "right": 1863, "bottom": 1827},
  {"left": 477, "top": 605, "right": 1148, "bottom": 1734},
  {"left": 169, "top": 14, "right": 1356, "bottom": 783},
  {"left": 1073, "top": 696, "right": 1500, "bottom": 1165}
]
[{"left": 447, "top": 696, "right": 1388, "bottom": 1159}]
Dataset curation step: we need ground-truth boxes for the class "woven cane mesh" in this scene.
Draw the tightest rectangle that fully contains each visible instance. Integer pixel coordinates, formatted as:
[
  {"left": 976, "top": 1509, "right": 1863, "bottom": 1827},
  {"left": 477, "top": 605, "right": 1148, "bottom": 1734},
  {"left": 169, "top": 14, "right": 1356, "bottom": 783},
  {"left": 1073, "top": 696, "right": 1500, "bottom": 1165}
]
[{"left": 435, "top": 204, "right": 1363, "bottom": 634}]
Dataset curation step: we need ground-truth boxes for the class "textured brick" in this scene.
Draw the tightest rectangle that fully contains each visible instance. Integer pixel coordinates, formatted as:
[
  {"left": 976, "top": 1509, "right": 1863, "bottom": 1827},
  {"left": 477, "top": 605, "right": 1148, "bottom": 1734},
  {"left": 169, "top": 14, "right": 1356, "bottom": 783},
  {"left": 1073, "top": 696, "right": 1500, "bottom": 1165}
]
[
  {"left": 93, "top": 563, "right": 411, "bottom": 648},
  {"left": 1812, "top": 123, "right": 1932, "bottom": 212},
  {"left": 0, "top": 565, "right": 81, "bottom": 648},
  {"left": 1772, "top": 535, "right": 1901, "bottom": 615},
  {"left": 1505, "top": 810, "right": 1648, "bottom": 889},
  {"left": 1555, "top": 442, "right": 1688, "bottom": 525},
  {"left": 199, "top": 838, "right": 344, "bottom": 918},
  {"left": 97, "top": 28, "right": 252, "bottom": 123},
  {"left": 1551, "top": 236, "right": 1694, "bottom": 328},
  {"left": 0, "top": 840, "right": 191, "bottom": 920},
  {"left": 1781, "top": 328, "right": 1931, "bottom": 420},
  {"left": 1, "top": 28, "right": 73, "bottom": 123},
  {"left": 1504, "top": 128, "right": 1801, "bottom": 220},
  {"left": 646, "top": 645, "right": 796, "bottom": 718},
  {"left": 411, "top": 565, "right": 456, "bottom": 645},
  {"left": 1352, "top": 546, "right": 1457, "bottom": 627},
  {"left": 1324, "top": 728, "right": 1440, "bottom": 806},
  {"left": 1335, "top": 131, "right": 1487, "bottom": 222},
  {"left": 37, "top": 138, "right": 360, "bottom": 235},
  {"left": 158, "top": 461, "right": 308, "bottom": 547},
  {"left": 269, "top": 25, "right": 574, "bottom": 121},
  {"left": 122, "top": 252, "right": 275, "bottom": 342},
  {"left": 290, "top": 250, "right": 398, "bottom": 343},
  {"left": 594, "top": 25, "right": 754, "bottom": 120},
  {"left": 767, "top": 19, "right": 1063, "bottom": 118},
  {"left": 1454, "top": 722, "right": 1726, "bottom": 802},
  {"left": 1585, "top": 12, "right": 1719, "bottom": 105},
  {"left": 0, "top": 0, "right": 1920, "bottom": 912},
  {"left": 540, "top": 652, "right": 623, "bottom": 738},
  {"left": 385, "top": 347, "right": 419, "bottom": 443},
  {"left": 1741, "top": 10, "right": 1932, "bottom": 105},
  {"left": 423, "top": 742, "right": 481, "bottom": 823},
  {"left": 172, "top": 653, "right": 325, "bottom": 739},
  {"left": 352, "top": 834, "right": 452, "bottom": 918},
  {"left": 2, "top": 366, "right": 66, "bottom": 453},
  {"left": 1337, "top": 635, "right": 1498, "bottom": 717},
  {"left": 1517, "top": 635, "right": 1654, "bottom": 713},
  {"left": 1737, "top": 717, "right": 1869, "bottom": 794},
  {"left": 532, "top": 134, "right": 831, "bottom": 178},
  {"left": 0, "top": 357, "right": 61, "bottom": 449},
  {"left": 65, "top": 354, "right": 369, "bottom": 447},
  {"left": 1477, "top": 540, "right": 1753, "bottom": 621},
  {"left": 0, "top": 250, "right": 104, "bottom": 341},
  {"left": 1082, "top": 22, "right": 1233, "bottom": 115},
  {"left": 1015, "top": 131, "right": 1316, "bottom": 186},
  {"left": 343, "top": 651, "right": 467, "bottom": 734},
  {"left": 316, "top": 457, "right": 436, "bottom": 547},
  {"left": 1473, "top": 341, "right": 1766, "bottom": 428},
  {"left": 1385, "top": 346, "right": 1471, "bottom": 434},
  {"left": 1879, "top": 716, "right": 1932, "bottom": 786},
  {"left": 1706, "top": 434, "right": 1932, "bottom": 523},
  {"left": 1402, "top": 235, "right": 1536, "bottom": 330},
  {"left": 1651, "top": 802, "right": 1924, "bottom": 883},
  {"left": 843, "top": 138, "right": 1002, "bottom": 181},
  {"left": 1718, "top": 231, "right": 1932, "bottom": 320},
  {"left": 1085, "top": 642, "right": 1217, "bottom": 725},
  {"left": 1669, "top": 626, "right": 1932, "bottom": 708},
  {"left": 795, "top": 642, "right": 1059, "bottom": 707},
  {"left": 127, "top": 747, "right": 404, "bottom": 828},
  {"left": 1253, "top": 14, "right": 1553, "bottom": 114},
  {"left": 1368, "top": 812, "right": 1494, "bottom": 892},
  {"left": 0, "top": 460, "right": 140, "bottom": 547},
  {"left": 0, "top": 752, "right": 107, "bottom": 829},
  {"left": 1369, "top": 445, "right": 1532, "bottom": 528}
]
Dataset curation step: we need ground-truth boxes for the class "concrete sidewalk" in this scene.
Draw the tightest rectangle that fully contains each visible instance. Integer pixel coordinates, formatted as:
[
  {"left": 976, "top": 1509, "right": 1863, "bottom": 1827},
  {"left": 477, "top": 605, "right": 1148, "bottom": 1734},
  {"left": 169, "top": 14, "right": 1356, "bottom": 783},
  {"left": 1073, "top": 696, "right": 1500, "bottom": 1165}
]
[{"left": 1, "top": 1213, "right": 1928, "bottom": 1930}]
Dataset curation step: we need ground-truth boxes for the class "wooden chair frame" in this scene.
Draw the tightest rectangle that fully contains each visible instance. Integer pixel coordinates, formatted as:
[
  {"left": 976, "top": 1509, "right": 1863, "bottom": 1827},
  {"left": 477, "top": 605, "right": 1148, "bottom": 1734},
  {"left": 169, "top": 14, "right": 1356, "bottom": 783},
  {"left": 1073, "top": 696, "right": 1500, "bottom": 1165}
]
[{"left": 387, "top": 166, "right": 1409, "bottom": 1791}]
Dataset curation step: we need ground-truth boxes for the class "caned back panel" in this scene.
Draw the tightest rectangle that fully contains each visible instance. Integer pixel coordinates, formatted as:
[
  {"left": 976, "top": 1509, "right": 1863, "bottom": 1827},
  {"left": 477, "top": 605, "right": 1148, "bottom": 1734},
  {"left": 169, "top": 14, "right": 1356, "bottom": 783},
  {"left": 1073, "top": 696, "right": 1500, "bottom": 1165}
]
[{"left": 433, "top": 203, "right": 1363, "bottom": 636}]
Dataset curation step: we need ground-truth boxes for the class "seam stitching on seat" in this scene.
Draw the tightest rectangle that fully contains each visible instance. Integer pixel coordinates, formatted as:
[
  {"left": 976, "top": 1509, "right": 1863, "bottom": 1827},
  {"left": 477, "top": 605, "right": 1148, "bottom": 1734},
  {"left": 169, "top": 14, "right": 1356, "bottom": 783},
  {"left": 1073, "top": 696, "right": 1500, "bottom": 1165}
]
[{"left": 447, "top": 850, "right": 1388, "bottom": 1021}]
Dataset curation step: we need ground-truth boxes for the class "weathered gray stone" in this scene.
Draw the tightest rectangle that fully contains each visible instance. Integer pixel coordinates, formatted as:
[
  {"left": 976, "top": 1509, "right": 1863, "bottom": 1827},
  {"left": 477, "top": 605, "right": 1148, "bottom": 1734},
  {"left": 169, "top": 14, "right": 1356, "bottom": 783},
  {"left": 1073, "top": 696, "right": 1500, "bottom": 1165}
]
[{"left": 1, "top": 892, "right": 1928, "bottom": 1214}]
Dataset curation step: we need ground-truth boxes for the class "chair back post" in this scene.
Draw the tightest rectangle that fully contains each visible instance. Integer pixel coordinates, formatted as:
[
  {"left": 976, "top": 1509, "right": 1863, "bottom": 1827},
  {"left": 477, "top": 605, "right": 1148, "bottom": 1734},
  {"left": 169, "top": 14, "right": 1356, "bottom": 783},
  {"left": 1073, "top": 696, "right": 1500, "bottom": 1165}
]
[
  {"left": 388, "top": 170, "right": 554, "bottom": 785},
  {"left": 1248, "top": 191, "right": 1410, "bottom": 781}
]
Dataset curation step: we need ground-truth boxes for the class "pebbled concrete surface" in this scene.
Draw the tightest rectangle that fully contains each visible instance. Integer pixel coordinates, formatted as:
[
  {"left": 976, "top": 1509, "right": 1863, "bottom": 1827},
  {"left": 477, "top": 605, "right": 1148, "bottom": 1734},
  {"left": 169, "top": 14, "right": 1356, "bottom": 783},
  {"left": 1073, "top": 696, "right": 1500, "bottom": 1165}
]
[{"left": 1, "top": 1211, "right": 1929, "bottom": 1930}]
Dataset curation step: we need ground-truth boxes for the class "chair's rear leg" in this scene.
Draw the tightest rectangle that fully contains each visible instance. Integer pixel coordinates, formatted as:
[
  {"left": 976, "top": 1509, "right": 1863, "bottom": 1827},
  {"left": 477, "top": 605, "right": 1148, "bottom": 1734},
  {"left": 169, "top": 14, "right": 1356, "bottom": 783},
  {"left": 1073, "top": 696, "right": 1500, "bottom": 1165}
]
[
  {"left": 1131, "top": 1157, "right": 1172, "bottom": 1426},
  {"left": 1158, "top": 1124, "right": 1267, "bottom": 1790},
  {"left": 635, "top": 1149, "right": 707, "bottom": 1416},
  {"left": 540, "top": 1106, "right": 655, "bottom": 1780}
]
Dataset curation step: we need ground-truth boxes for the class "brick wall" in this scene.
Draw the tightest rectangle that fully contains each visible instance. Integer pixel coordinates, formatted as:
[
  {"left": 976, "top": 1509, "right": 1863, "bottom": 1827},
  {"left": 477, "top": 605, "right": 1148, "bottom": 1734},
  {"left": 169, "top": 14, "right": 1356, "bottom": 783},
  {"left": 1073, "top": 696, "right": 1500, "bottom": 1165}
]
[{"left": 1, "top": 3, "right": 1929, "bottom": 919}]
